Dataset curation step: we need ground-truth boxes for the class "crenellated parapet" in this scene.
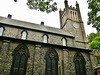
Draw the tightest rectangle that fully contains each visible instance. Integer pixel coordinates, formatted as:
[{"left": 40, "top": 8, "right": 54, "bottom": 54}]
[
  {"left": 59, "top": 0, "right": 82, "bottom": 29},
  {"left": 59, "top": 0, "right": 88, "bottom": 49}
]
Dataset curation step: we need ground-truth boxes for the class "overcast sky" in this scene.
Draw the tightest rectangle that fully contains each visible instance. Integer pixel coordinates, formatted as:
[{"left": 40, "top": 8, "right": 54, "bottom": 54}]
[{"left": 0, "top": 0, "right": 97, "bottom": 35}]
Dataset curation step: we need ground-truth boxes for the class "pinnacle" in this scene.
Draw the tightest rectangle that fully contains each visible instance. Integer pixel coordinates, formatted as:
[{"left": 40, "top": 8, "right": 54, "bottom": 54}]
[
  {"left": 76, "top": 1, "right": 78, "bottom": 4},
  {"left": 60, "top": 8, "right": 62, "bottom": 11}
]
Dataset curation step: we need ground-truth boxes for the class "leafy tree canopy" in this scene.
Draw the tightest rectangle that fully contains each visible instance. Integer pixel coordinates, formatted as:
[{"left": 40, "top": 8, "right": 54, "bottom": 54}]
[
  {"left": 27, "top": 0, "right": 58, "bottom": 13},
  {"left": 87, "top": 0, "right": 100, "bottom": 31},
  {"left": 87, "top": 32, "right": 100, "bottom": 50},
  {"left": 14, "top": 0, "right": 58, "bottom": 13}
]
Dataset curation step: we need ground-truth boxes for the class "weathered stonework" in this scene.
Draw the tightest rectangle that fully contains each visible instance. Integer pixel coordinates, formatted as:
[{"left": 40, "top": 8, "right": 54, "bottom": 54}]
[
  {"left": 0, "top": 39, "right": 93, "bottom": 75},
  {"left": 0, "top": 0, "right": 94, "bottom": 75}
]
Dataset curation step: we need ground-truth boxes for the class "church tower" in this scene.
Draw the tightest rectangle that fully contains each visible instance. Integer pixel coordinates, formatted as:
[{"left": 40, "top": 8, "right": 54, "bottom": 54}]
[{"left": 59, "top": 0, "right": 88, "bottom": 49}]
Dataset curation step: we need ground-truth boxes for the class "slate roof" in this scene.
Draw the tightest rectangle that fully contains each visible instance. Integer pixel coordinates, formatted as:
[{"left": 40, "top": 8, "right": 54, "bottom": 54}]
[{"left": 0, "top": 16, "right": 74, "bottom": 37}]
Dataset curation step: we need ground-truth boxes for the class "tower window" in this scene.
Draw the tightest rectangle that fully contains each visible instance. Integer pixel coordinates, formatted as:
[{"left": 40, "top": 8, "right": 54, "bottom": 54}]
[
  {"left": 21, "top": 31, "right": 27, "bottom": 40},
  {"left": 43, "top": 34, "right": 48, "bottom": 43},
  {"left": 70, "top": 11, "right": 72, "bottom": 18},
  {"left": 45, "top": 48, "right": 58, "bottom": 75},
  {"left": 0, "top": 27, "right": 4, "bottom": 36},
  {"left": 10, "top": 44, "right": 29, "bottom": 75},
  {"left": 75, "top": 12, "right": 77, "bottom": 20},
  {"left": 74, "top": 53, "right": 87, "bottom": 75},
  {"left": 75, "top": 12, "right": 76, "bottom": 15},
  {"left": 73, "top": 12, "right": 74, "bottom": 15},
  {"left": 62, "top": 38, "right": 67, "bottom": 46}
]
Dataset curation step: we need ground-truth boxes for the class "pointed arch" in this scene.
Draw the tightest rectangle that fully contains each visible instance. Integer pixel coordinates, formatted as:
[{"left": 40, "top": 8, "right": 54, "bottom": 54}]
[
  {"left": 73, "top": 52, "right": 86, "bottom": 63},
  {"left": 45, "top": 48, "right": 59, "bottom": 75},
  {"left": 21, "top": 30, "right": 28, "bottom": 40},
  {"left": 10, "top": 44, "right": 29, "bottom": 75},
  {"left": 61, "top": 37, "right": 67, "bottom": 46},
  {"left": 42, "top": 34, "right": 49, "bottom": 43},
  {"left": 0, "top": 26, "right": 5, "bottom": 36},
  {"left": 73, "top": 52, "right": 87, "bottom": 75}
]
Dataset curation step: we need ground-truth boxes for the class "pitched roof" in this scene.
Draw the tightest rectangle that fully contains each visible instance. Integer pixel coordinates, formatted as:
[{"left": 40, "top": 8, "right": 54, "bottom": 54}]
[{"left": 0, "top": 16, "right": 74, "bottom": 37}]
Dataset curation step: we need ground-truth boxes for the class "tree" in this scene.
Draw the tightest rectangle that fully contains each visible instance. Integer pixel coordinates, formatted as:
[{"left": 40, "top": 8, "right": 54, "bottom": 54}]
[
  {"left": 14, "top": 0, "right": 58, "bottom": 13},
  {"left": 87, "top": 0, "right": 100, "bottom": 32},
  {"left": 87, "top": 33, "right": 100, "bottom": 50}
]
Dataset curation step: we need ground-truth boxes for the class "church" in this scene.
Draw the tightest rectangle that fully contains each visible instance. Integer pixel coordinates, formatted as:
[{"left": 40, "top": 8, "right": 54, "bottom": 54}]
[{"left": 0, "top": 0, "right": 94, "bottom": 75}]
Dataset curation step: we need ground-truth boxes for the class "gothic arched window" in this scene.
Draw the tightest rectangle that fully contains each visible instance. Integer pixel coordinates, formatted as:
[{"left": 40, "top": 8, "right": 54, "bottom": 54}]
[
  {"left": 10, "top": 44, "right": 29, "bottom": 75},
  {"left": 62, "top": 38, "right": 67, "bottom": 46},
  {"left": 0, "top": 27, "right": 4, "bottom": 36},
  {"left": 43, "top": 34, "right": 48, "bottom": 43},
  {"left": 45, "top": 48, "right": 58, "bottom": 75},
  {"left": 21, "top": 31, "right": 27, "bottom": 40},
  {"left": 73, "top": 52, "right": 87, "bottom": 75}
]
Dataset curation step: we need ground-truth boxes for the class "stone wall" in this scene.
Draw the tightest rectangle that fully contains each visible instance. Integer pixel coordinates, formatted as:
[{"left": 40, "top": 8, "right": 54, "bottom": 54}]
[
  {"left": 63, "top": 49, "right": 93, "bottom": 75},
  {"left": 0, "top": 39, "right": 93, "bottom": 75},
  {"left": 1, "top": 25, "right": 74, "bottom": 47}
]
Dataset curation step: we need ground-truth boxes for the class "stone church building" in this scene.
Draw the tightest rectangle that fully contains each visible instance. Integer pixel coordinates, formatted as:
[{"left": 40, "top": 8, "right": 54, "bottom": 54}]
[{"left": 0, "top": 0, "right": 94, "bottom": 75}]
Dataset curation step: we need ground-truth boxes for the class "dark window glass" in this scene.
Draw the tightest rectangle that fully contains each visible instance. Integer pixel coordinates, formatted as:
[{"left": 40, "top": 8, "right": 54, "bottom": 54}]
[
  {"left": 75, "top": 61, "right": 80, "bottom": 75},
  {"left": 11, "top": 45, "right": 28, "bottom": 75},
  {"left": 46, "top": 52, "right": 58, "bottom": 75},
  {"left": 13, "top": 54, "right": 20, "bottom": 75},
  {"left": 18, "top": 55, "right": 26, "bottom": 75},
  {"left": 74, "top": 54, "right": 86, "bottom": 75}
]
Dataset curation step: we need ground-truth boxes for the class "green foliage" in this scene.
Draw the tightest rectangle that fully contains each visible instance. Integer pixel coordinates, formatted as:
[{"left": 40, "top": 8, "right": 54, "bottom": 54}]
[
  {"left": 89, "top": 37, "right": 100, "bottom": 50},
  {"left": 87, "top": 32, "right": 100, "bottom": 50},
  {"left": 87, "top": 33, "right": 97, "bottom": 43},
  {"left": 94, "top": 36, "right": 100, "bottom": 42},
  {"left": 27, "top": 0, "right": 58, "bottom": 13},
  {"left": 87, "top": 0, "right": 100, "bottom": 31}
]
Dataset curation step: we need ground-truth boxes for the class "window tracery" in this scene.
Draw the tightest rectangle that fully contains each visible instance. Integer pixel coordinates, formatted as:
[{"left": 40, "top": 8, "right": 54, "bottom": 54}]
[
  {"left": 74, "top": 53, "right": 87, "bottom": 75},
  {"left": 45, "top": 48, "right": 58, "bottom": 75},
  {"left": 10, "top": 44, "right": 29, "bottom": 75}
]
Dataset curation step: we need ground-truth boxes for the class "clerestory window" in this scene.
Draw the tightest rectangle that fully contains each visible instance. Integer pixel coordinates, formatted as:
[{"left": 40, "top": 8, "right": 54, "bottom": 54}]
[
  {"left": 43, "top": 34, "right": 48, "bottom": 43},
  {"left": 62, "top": 38, "right": 67, "bottom": 46},
  {"left": 21, "top": 31, "right": 27, "bottom": 40},
  {"left": 0, "top": 27, "right": 4, "bottom": 36}
]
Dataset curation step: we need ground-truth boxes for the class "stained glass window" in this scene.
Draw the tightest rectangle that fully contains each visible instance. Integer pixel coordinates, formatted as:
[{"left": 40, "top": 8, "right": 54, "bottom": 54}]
[
  {"left": 46, "top": 51, "right": 58, "bottom": 75},
  {"left": 0, "top": 27, "right": 4, "bottom": 36},
  {"left": 11, "top": 44, "right": 28, "bottom": 75},
  {"left": 74, "top": 53, "right": 86, "bottom": 75},
  {"left": 21, "top": 31, "right": 27, "bottom": 40}
]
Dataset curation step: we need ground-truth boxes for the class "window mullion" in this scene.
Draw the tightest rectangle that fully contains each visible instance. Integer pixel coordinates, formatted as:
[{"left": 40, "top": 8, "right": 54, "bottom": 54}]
[
  {"left": 11, "top": 44, "right": 28, "bottom": 75},
  {"left": 46, "top": 51, "right": 58, "bottom": 75}
]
